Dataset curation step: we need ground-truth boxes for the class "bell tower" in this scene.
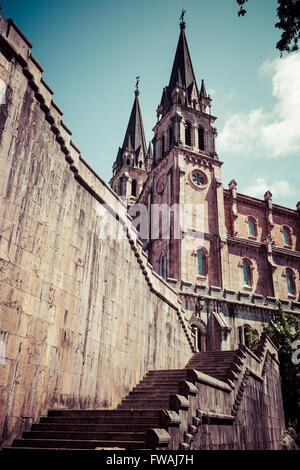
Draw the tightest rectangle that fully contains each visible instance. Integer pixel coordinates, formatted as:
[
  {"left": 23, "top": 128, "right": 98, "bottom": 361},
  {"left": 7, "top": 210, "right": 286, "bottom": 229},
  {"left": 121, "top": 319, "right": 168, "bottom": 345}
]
[
  {"left": 110, "top": 79, "right": 152, "bottom": 206},
  {"left": 138, "top": 17, "right": 229, "bottom": 287}
]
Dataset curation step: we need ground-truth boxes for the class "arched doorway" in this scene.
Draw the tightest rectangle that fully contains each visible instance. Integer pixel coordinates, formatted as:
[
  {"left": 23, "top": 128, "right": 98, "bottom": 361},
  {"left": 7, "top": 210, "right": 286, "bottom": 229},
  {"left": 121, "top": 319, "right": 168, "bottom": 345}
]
[{"left": 189, "top": 318, "right": 207, "bottom": 352}]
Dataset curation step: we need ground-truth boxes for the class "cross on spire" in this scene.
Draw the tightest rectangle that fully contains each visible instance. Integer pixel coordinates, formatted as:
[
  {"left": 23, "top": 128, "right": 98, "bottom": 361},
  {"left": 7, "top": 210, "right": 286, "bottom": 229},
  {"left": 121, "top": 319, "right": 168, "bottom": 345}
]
[
  {"left": 135, "top": 76, "right": 140, "bottom": 96},
  {"left": 179, "top": 8, "right": 186, "bottom": 29}
]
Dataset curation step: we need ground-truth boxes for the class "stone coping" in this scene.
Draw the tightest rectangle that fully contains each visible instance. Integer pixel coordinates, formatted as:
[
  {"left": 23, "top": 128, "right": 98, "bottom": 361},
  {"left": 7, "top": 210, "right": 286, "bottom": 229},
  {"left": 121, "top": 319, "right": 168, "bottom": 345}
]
[{"left": 170, "top": 279, "right": 300, "bottom": 313}]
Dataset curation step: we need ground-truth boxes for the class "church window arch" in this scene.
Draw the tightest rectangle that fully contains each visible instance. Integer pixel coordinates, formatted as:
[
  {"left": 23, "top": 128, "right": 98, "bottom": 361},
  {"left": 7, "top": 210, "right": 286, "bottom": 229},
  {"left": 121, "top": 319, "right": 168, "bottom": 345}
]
[
  {"left": 131, "top": 179, "right": 137, "bottom": 197},
  {"left": 245, "top": 216, "right": 258, "bottom": 238},
  {"left": 161, "top": 253, "right": 166, "bottom": 279},
  {"left": 281, "top": 225, "right": 292, "bottom": 247},
  {"left": 197, "top": 250, "right": 207, "bottom": 276},
  {"left": 285, "top": 268, "right": 296, "bottom": 296},
  {"left": 126, "top": 159, "right": 130, "bottom": 166},
  {"left": 185, "top": 121, "right": 192, "bottom": 146},
  {"left": 198, "top": 126, "right": 205, "bottom": 151},
  {"left": 239, "top": 258, "right": 254, "bottom": 288}
]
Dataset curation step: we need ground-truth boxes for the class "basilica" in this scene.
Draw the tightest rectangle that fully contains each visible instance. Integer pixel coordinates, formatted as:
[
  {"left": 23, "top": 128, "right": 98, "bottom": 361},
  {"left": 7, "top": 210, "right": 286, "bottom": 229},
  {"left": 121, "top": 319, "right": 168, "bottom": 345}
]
[{"left": 110, "top": 18, "right": 300, "bottom": 351}]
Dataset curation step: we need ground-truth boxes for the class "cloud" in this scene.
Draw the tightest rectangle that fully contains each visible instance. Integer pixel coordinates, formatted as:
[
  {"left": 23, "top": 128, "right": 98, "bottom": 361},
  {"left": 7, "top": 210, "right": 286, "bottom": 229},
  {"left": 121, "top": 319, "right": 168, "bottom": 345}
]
[
  {"left": 243, "top": 177, "right": 295, "bottom": 199},
  {"left": 218, "top": 52, "right": 300, "bottom": 158}
]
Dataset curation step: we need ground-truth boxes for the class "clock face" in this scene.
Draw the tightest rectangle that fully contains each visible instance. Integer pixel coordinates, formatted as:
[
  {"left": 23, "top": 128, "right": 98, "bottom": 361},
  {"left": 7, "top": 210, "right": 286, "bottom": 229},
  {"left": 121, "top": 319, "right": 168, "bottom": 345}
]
[
  {"left": 190, "top": 170, "right": 207, "bottom": 190},
  {"left": 156, "top": 174, "right": 167, "bottom": 194}
]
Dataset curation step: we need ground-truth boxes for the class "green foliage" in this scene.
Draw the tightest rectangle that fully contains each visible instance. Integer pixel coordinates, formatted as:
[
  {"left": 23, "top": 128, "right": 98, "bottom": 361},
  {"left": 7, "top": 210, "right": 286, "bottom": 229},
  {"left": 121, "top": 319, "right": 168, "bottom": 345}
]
[
  {"left": 263, "top": 301, "right": 300, "bottom": 432},
  {"left": 236, "top": 0, "right": 300, "bottom": 53},
  {"left": 244, "top": 327, "right": 259, "bottom": 352}
]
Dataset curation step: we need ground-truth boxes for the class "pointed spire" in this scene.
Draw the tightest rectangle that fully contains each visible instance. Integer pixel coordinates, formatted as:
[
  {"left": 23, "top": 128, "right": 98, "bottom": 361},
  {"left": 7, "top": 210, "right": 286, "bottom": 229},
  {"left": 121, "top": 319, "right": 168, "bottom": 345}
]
[
  {"left": 114, "top": 82, "right": 147, "bottom": 173},
  {"left": 168, "top": 19, "right": 198, "bottom": 93},
  {"left": 157, "top": 18, "right": 203, "bottom": 116},
  {"left": 200, "top": 79, "right": 208, "bottom": 99}
]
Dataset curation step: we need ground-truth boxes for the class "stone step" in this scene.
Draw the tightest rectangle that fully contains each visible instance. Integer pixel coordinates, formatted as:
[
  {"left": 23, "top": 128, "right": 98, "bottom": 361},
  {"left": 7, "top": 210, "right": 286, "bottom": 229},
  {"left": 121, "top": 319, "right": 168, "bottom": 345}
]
[
  {"left": 32, "top": 423, "right": 152, "bottom": 432},
  {"left": 117, "top": 403, "right": 169, "bottom": 410},
  {"left": 147, "top": 370, "right": 189, "bottom": 376},
  {"left": 40, "top": 416, "right": 159, "bottom": 425},
  {"left": 47, "top": 409, "right": 159, "bottom": 418},
  {"left": 22, "top": 431, "right": 145, "bottom": 441},
  {"left": 133, "top": 383, "right": 180, "bottom": 390},
  {"left": 12, "top": 439, "right": 147, "bottom": 450},
  {"left": 140, "top": 378, "right": 185, "bottom": 385},
  {"left": 119, "top": 398, "right": 170, "bottom": 407}
]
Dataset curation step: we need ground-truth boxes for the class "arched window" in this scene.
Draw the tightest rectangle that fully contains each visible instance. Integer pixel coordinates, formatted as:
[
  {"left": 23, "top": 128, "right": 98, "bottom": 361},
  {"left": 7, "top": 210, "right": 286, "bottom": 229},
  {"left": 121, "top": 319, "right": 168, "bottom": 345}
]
[
  {"left": 131, "top": 179, "right": 137, "bottom": 197},
  {"left": 246, "top": 216, "right": 257, "bottom": 238},
  {"left": 185, "top": 122, "right": 192, "bottom": 146},
  {"left": 282, "top": 226, "right": 291, "bottom": 247},
  {"left": 248, "top": 219, "right": 254, "bottom": 237},
  {"left": 242, "top": 260, "right": 251, "bottom": 286},
  {"left": 139, "top": 161, "right": 142, "bottom": 169},
  {"left": 198, "top": 252, "right": 204, "bottom": 275},
  {"left": 285, "top": 268, "right": 296, "bottom": 296},
  {"left": 126, "top": 159, "right": 130, "bottom": 166},
  {"left": 197, "top": 249, "right": 207, "bottom": 276},
  {"left": 198, "top": 126, "right": 205, "bottom": 150},
  {"left": 161, "top": 255, "right": 166, "bottom": 279}
]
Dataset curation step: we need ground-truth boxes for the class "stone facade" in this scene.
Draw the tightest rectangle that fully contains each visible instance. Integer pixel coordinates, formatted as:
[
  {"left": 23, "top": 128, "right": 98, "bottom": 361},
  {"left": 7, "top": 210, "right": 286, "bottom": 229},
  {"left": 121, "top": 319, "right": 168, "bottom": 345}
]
[{"left": 114, "top": 20, "right": 300, "bottom": 352}]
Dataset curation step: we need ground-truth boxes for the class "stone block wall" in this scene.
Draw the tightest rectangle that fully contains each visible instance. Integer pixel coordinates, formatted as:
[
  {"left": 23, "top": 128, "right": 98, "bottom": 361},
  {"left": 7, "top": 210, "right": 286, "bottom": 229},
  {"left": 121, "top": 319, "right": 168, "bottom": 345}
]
[{"left": 0, "top": 15, "right": 194, "bottom": 447}]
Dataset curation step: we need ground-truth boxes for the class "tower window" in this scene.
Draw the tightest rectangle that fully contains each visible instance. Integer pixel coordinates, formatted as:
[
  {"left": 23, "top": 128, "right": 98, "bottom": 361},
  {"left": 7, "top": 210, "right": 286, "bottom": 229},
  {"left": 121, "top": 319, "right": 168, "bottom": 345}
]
[
  {"left": 198, "top": 252, "right": 203, "bottom": 275},
  {"left": 126, "top": 159, "right": 130, "bottom": 165},
  {"left": 198, "top": 126, "right": 204, "bottom": 150},
  {"left": 243, "top": 261, "right": 251, "bottom": 286},
  {"left": 283, "top": 229, "right": 289, "bottom": 246},
  {"left": 131, "top": 179, "right": 137, "bottom": 197},
  {"left": 197, "top": 250, "right": 207, "bottom": 276},
  {"left": 185, "top": 122, "right": 192, "bottom": 146}
]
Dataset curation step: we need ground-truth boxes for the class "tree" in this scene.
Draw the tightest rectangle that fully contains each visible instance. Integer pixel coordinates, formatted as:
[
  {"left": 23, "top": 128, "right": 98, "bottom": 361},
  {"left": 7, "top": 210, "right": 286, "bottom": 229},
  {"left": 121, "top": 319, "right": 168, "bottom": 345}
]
[
  {"left": 236, "top": 0, "right": 300, "bottom": 53},
  {"left": 263, "top": 302, "right": 300, "bottom": 431}
]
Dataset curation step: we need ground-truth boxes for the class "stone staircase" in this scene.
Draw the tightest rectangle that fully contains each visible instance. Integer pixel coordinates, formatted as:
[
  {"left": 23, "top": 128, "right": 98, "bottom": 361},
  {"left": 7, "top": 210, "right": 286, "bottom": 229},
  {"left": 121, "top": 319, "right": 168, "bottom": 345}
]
[
  {"left": 1, "top": 350, "right": 242, "bottom": 452},
  {"left": 185, "top": 350, "right": 240, "bottom": 381}
]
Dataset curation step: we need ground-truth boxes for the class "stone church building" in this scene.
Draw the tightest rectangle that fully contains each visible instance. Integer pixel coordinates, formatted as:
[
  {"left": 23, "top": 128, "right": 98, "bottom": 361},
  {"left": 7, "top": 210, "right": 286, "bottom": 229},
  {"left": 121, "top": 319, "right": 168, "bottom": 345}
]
[
  {"left": 110, "top": 19, "right": 300, "bottom": 354},
  {"left": 0, "top": 13, "right": 299, "bottom": 451}
]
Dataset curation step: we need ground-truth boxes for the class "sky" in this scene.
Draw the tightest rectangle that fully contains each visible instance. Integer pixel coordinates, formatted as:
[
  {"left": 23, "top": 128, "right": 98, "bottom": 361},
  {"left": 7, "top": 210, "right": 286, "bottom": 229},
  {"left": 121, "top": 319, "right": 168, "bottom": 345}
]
[{"left": 2, "top": 0, "right": 300, "bottom": 209}]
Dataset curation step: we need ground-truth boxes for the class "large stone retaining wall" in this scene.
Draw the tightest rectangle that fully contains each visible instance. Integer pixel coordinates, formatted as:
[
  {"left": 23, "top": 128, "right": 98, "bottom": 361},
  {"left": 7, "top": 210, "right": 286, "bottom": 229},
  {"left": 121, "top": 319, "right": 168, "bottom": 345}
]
[{"left": 0, "top": 16, "right": 194, "bottom": 446}]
